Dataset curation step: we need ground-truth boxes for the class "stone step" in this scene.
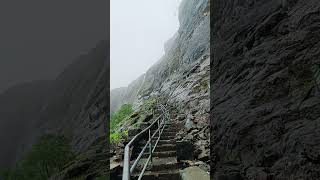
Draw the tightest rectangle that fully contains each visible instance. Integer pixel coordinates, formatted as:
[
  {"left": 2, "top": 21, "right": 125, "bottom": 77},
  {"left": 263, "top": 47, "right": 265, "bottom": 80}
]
[
  {"left": 151, "top": 131, "right": 177, "bottom": 137},
  {"left": 154, "top": 144, "right": 176, "bottom": 152},
  {"left": 129, "top": 135, "right": 176, "bottom": 144},
  {"left": 150, "top": 133, "right": 177, "bottom": 138},
  {"left": 153, "top": 134, "right": 175, "bottom": 138},
  {"left": 117, "top": 170, "right": 181, "bottom": 180},
  {"left": 141, "top": 151, "right": 176, "bottom": 158},
  {"left": 153, "top": 126, "right": 179, "bottom": 132},
  {"left": 132, "top": 150, "right": 177, "bottom": 158},
  {"left": 131, "top": 170, "right": 181, "bottom": 180},
  {"left": 130, "top": 157, "right": 181, "bottom": 172},
  {"left": 136, "top": 144, "right": 176, "bottom": 152},
  {"left": 148, "top": 162, "right": 181, "bottom": 172},
  {"left": 128, "top": 129, "right": 177, "bottom": 141},
  {"left": 146, "top": 139, "right": 176, "bottom": 145},
  {"left": 138, "top": 136, "right": 176, "bottom": 146}
]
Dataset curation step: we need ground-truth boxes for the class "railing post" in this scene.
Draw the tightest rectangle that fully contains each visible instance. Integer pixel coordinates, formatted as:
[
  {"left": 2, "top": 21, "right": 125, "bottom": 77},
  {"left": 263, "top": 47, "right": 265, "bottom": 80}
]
[
  {"left": 122, "top": 146, "right": 130, "bottom": 180},
  {"left": 149, "top": 129, "right": 152, "bottom": 163}
]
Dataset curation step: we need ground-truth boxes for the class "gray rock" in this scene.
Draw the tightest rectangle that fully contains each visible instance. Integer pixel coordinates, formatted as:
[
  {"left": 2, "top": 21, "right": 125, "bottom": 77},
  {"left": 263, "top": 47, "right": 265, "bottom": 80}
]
[
  {"left": 185, "top": 118, "right": 196, "bottom": 131},
  {"left": 180, "top": 166, "right": 210, "bottom": 180},
  {"left": 216, "top": 173, "right": 243, "bottom": 180},
  {"left": 177, "top": 114, "right": 186, "bottom": 121},
  {"left": 211, "top": 0, "right": 320, "bottom": 178},
  {"left": 246, "top": 167, "right": 268, "bottom": 180}
]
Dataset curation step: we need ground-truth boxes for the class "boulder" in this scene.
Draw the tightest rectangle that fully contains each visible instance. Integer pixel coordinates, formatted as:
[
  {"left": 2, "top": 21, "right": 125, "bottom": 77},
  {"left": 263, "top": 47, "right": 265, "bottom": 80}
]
[
  {"left": 185, "top": 118, "right": 196, "bottom": 131},
  {"left": 180, "top": 166, "right": 210, "bottom": 180}
]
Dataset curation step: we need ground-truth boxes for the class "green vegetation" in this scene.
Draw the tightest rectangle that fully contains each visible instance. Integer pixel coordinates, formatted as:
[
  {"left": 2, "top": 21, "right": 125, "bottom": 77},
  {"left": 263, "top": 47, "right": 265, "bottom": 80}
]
[
  {"left": 110, "top": 130, "right": 128, "bottom": 144},
  {"left": 0, "top": 135, "right": 75, "bottom": 180},
  {"left": 109, "top": 99, "right": 158, "bottom": 144},
  {"left": 110, "top": 104, "right": 133, "bottom": 143},
  {"left": 110, "top": 104, "right": 134, "bottom": 131},
  {"left": 200, "top": 80, "right": 209, "bottom": 91},
  {"left": 141, "top": 98, "right": 157, "bottom": 111}
]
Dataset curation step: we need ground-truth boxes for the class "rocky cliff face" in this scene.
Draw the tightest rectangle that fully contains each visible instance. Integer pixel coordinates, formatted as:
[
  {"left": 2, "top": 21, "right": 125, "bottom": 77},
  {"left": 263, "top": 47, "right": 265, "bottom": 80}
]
[
  {"left": 110, "top": 0, "right": 210, "bottom": 171},
  {"left": 39, "top": 40, "right": 109, "bottom": 153},
  {"left": 211, "top": 0, "right": 320, "bottom": 179},
  {"left": 137, "top": 0, "right": 210, "bottom": 97},
  {"left": 0, "top": 40, "right": 109, "bottom": 170},
  {"left": 110, "top": 74, "right": 145, "bottom": 113}
]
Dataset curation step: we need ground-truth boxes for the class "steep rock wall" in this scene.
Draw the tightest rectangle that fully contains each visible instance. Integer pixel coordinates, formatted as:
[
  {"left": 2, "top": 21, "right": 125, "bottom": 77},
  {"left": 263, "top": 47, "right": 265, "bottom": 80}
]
[
  {"left": 110, "top": 74, "right": 145, "bottom": 113},
  {"left": 211, "top": 0, "right": 320, "bottom": 179},
  {"left": 39, "top": 40, "right": 109, "bottom": 153}
]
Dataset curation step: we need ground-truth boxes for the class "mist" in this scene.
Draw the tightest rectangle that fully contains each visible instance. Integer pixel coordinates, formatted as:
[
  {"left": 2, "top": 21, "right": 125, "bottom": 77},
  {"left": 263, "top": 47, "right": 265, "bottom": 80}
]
[
  {"left": 0, "top": 0, "right": 108, "bottom": 93},
  {"left": 111, "top": 0, "right": 181, "bottom": 90}
]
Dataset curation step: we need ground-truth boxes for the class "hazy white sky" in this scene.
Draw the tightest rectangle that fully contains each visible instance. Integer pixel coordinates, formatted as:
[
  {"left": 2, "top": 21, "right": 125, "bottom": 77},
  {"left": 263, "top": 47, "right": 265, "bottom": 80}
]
[{"left": 111, "top": 0, "right": 181, "bottom": 89}]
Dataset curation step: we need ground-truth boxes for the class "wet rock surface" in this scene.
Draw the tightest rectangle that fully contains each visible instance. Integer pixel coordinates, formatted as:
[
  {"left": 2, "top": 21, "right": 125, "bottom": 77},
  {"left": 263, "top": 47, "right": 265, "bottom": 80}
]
[
  {"left": 49, "top": 136, "right": 109, "bottom": 180},
  {"left": 211, "top": 0, "right": 320, "bottom": 179},
  {"left": 177, "top": 140, "right": 194, "bottom": 161}
]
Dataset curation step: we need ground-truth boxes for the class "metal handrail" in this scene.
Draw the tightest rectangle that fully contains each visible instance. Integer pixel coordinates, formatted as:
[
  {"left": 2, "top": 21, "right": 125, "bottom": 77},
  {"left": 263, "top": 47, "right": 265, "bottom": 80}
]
[{"left": 122, "top": 104, "right": 169, "bottom": 180}]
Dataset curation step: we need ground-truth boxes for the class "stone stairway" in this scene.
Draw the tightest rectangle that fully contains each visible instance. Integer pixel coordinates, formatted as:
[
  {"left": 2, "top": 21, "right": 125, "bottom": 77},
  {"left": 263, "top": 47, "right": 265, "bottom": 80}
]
[
  {"left": 117, "top": 121, "right": 185, "bottom": 180},
  {"left": 131, "top": 122, "right": 184, "bottom": 180}
]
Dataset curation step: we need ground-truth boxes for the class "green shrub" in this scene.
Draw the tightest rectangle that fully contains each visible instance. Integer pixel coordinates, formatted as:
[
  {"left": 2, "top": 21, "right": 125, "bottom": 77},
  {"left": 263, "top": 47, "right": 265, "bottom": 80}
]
[
  {"left": 110, "top": 130, "right": 128, "bottom": 144},
  {"left": 110, "top": 133, "right": 121, "bottom": 143},
  {"left": 0, "top": 135, "right": 75, "bottom": 180},
  {"left": 141, "top": 98, "right": 157, "bottom": 113},
  {"left": 143, "top": 98, "right": 157, "bottom": 108}
]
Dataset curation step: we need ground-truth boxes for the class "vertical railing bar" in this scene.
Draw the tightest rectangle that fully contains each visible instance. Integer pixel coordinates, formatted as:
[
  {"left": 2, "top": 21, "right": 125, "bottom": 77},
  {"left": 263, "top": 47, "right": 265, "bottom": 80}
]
[
  {"left": 158, "top": 119, "right": 160, "bottom": 138},
  {"left": 149, "top": 129, "right": 152, "bottom": 163},
  {"left": 137, "top": 155, "right": 152, "bottom": 180}
]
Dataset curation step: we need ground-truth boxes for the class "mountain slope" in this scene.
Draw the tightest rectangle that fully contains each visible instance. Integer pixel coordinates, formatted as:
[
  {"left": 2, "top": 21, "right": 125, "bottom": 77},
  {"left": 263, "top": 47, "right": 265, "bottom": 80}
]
[
  {"left": 0, "top": 40, "right": 109, "bottom": 172},
  {"left": 0, "top": 81, "right": 52, "bottom": 169},
  {"left": 38, "top": 40, "right": 109, "bottom": 152}
]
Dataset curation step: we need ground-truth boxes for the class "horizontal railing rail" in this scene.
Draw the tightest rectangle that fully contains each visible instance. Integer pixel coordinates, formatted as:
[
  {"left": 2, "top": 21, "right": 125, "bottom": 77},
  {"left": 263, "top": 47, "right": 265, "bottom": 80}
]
[{"left": 122, "top": 104, "right": 169, "bottom": 180}]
